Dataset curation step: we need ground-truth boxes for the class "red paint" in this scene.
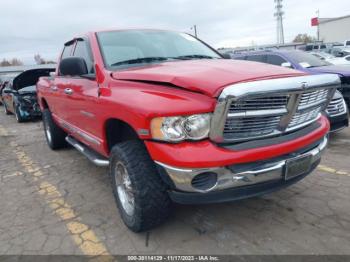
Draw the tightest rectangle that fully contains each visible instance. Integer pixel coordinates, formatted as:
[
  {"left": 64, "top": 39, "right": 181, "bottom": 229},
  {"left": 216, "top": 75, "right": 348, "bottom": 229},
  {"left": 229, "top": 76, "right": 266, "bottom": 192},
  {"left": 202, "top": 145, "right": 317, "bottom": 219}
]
[
  {"left": 37, "top": 30, "right": 329, "bottom": 166},
  {"left": 145, "top": 116, "right": 329, "bottom": 168}
]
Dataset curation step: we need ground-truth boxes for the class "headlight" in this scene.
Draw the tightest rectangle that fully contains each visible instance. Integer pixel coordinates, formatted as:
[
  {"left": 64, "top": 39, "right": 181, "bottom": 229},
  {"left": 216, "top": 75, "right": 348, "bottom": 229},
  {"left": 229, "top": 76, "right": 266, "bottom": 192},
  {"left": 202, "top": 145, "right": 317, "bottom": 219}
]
[{"left": 151, "top": 114, "right": 211, "bottom": 142}]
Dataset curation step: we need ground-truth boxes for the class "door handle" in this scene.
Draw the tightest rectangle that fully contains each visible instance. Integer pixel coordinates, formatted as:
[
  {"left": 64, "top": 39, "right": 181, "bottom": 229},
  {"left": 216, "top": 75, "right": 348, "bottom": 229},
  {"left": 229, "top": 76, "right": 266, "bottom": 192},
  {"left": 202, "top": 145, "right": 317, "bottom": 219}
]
[
  {"left": 64, "top": 88, "right": 73, "bottom": 95},
  {"left": 51, "top": 86, "right": 58, "bottom": 91}
]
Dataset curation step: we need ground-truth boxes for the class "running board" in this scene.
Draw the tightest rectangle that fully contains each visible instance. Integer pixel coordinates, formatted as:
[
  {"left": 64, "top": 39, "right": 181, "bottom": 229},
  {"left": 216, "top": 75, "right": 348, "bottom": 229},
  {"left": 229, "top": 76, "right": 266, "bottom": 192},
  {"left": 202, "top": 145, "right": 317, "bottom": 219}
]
[{"left": 65, "top": 136, "right": 109, "bottom": 167}]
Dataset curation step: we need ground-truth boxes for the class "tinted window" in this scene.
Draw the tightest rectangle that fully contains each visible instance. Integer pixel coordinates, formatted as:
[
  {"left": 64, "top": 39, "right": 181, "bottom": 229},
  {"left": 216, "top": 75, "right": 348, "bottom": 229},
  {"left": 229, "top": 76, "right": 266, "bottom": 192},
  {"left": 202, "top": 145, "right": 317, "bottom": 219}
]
[
  {"left": 73, "top": 40, "right": 94, "bottom": 73},
  {"left": 246, "top": 55, "right": 266, "bottom": 63},
  {"left": 305, "top": 45, "right": 313, "bottom": 51},
  {"left": 266, "top": 55, "right": 287, "bottom": 66},
  {"left": 287, "top": 51, "right": 331, "bottom": 68},
  {"left": 234, "top": 56, "right": 247, "bottom": 60},
  {"left": 61, "top": 44, "right": 74, "bottom": 59},
  {"left": 97, "top": 30, "right": 220, "bottom": 68},
  {"left": 346, "top": 41, "right": 350, "bottom": 46}
]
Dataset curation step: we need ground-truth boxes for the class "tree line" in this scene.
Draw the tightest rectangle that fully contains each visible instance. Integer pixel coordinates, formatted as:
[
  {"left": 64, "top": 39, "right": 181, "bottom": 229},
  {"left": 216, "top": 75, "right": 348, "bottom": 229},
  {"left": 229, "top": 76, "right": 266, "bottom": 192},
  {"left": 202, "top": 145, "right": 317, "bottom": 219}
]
[{"left": 0, "top": 54, "right": 56, "bottom": 67}]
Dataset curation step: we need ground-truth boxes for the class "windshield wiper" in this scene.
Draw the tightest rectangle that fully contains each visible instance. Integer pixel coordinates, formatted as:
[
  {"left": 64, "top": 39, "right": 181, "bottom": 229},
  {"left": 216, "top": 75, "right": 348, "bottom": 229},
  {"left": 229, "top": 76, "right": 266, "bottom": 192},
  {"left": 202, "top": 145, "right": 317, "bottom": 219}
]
[
  {"left": 174, "top": 54, "right": 217, "bottom": 60},
  {"left": 111, "top": 57, "right": 171, "bottom": 66}
]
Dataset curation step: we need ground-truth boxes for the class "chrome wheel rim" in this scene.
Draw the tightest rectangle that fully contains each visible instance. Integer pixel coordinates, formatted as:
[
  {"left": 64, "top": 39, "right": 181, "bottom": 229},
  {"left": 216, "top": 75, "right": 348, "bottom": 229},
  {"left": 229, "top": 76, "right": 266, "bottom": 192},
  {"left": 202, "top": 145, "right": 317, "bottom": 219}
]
[
  {"left": 45, "top": 123, "right": 52, "bottom": 144},
  {"left": 115, "top": 162, "right": 135, "bottom": 216}
]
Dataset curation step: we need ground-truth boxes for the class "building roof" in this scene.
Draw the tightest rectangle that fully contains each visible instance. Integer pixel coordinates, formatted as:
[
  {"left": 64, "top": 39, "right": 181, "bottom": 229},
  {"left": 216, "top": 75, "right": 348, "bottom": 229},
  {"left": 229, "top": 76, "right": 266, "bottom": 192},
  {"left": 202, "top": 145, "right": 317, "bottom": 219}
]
[{"left": 319, "top": 15, "right": 350, "bottom": 24}]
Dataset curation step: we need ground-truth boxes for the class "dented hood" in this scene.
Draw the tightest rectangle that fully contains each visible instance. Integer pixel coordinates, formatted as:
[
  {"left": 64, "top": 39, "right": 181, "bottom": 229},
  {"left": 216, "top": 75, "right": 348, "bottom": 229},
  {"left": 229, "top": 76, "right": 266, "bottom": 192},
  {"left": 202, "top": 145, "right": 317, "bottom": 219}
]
[{"left": 112, "top": 59, "right": 305, "bottom": 97}]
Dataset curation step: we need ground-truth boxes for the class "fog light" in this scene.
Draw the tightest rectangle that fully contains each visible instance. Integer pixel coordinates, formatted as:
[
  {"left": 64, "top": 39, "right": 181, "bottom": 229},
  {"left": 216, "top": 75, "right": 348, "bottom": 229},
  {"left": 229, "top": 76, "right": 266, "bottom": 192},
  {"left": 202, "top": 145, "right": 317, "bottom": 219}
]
[{"left": 191, "top": 172, "right": 217, "bottom": 191}]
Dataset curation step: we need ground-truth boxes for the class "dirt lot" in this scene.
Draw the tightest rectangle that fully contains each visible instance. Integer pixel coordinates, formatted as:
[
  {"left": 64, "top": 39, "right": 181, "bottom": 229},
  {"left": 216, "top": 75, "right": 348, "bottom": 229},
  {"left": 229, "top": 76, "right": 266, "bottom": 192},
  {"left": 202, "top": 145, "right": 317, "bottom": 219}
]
[{"left": 0, "top": 112, "right": 350, "bottom": 256}]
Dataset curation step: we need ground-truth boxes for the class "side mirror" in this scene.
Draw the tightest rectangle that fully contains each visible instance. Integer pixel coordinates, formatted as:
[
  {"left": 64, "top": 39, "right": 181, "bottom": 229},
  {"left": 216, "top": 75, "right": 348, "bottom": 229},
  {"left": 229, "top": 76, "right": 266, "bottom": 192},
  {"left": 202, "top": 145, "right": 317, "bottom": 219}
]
[
  {"left": 221, "top": 53, "right": 232, "bottom": 59},
  {"left": 281, "top": 62, "right": 293, "bottom": 68},
  {"left": 49, "top": 72, "right": 56, "bottom": 77},
  {"left": 59, "top": 57, "right": 88, "bottom": 76}
]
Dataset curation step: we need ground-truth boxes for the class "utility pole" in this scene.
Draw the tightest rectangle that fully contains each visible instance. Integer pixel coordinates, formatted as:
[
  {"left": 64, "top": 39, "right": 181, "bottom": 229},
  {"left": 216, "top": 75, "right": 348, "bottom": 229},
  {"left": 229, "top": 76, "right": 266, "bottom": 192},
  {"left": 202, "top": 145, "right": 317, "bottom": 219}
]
[
  {"left": 191, "top": 25, "right": 198, "bottom": 37},
  {"left": 274, "top": 0, "right": 285, "bottom": 44}
]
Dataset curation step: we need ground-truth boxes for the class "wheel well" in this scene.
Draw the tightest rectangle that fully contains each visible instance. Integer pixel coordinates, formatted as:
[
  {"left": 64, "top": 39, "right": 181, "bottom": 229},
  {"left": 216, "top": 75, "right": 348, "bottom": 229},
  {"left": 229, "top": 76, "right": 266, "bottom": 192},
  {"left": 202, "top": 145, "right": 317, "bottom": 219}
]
[
  {"left": 41, "top": 98, "right": 49, "bottom": 109},
  {"left": 105, "top": 119, "right": 139, "bottom": 152}
]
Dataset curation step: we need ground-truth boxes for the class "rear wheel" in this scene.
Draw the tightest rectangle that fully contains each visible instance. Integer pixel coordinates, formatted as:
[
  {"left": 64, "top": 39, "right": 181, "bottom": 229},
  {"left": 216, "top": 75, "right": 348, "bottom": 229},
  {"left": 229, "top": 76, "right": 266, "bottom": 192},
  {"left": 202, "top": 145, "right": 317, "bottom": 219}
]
[
  {"left": 110, "top": 140, "right": 172, "bottom": 232},
  {"left": 42, "top": 109, "right": 67, "bottom": 150}
]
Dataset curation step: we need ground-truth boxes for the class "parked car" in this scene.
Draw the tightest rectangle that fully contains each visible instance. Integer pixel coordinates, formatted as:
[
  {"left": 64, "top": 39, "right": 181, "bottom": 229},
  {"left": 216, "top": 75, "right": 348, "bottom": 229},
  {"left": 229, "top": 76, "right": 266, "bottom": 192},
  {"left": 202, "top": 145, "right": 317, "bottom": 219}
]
[
  {"left": 326, "top": 90, "right": 349, "bottom": 132},
  {"left": 310, "top": 52, "right": 350, "bottom": 66},
  {"left": 330, "top": 47, "right": 350, "bottom": 57},
  {"left": 37, "top": 29, "right": 339, "bottom": 232},
  {"left": 232, "top": 50, "right": 349, "bottom": 131},
  {"left": 0, "top": 75, "right": 16, "bottom": 105},
  {"left": 2, "top": 68, "right": 54, "bottom": 122}
]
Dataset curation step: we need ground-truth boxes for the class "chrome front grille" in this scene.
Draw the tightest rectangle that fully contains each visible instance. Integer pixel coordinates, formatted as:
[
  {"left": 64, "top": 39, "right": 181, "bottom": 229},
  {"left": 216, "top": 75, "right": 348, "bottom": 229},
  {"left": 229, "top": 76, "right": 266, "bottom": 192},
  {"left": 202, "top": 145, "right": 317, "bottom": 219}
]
[
  {"left": 299, "top": 89, "right": 329, "bottom": 108},
  {"left": 288, "top": 107, "right": 322, "bottom": 129},
  {"left": 224, "top": 115, "right": 281, "bottom": 140},
  {"left": 229, "top": 96, "right": 288, "bottom": 112},
  {"left": 326, "top": 97, "right": 347, "bottom": 116},
  {"left": 210, "top": 74, "right": 341, "bottom": 143}
]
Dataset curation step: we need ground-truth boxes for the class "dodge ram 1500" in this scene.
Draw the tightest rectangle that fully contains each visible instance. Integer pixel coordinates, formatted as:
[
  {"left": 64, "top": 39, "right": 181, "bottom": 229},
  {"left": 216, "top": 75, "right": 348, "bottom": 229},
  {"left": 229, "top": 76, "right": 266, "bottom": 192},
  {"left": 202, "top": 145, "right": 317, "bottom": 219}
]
[{"left": 37, "top": 29, "right": 340, "bottom": 232}]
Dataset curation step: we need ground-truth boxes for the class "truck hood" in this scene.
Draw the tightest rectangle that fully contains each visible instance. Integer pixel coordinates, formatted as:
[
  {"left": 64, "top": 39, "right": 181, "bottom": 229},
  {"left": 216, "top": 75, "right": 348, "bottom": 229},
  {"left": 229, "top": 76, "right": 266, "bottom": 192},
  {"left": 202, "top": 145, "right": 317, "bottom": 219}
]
[
  {"left": 112, "top": 59, "right": 304, "bottom": 97},
  {"left": 307, "top": 65, "right": 350, "bottom": 77},
  {"left": 18, "top": 85, "right": 36, "bottom": 95}
]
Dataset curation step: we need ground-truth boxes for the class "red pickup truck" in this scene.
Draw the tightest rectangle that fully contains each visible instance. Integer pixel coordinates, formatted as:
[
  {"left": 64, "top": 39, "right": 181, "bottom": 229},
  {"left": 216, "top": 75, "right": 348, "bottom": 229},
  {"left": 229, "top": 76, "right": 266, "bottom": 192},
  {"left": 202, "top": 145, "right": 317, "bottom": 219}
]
[{"left": 37, "top": 29, "right": 340, "bottom": 232}]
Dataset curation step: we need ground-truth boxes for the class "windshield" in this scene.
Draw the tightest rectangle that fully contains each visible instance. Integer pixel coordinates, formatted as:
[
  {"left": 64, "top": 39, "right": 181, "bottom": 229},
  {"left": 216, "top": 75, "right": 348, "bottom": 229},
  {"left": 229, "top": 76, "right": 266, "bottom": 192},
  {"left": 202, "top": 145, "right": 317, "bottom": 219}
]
[
  {"left": 289, "top": 51, "right": 332, "bottom": 68},
  {"left": 97, "top": 30, "right": 221, "bottom": 68}
]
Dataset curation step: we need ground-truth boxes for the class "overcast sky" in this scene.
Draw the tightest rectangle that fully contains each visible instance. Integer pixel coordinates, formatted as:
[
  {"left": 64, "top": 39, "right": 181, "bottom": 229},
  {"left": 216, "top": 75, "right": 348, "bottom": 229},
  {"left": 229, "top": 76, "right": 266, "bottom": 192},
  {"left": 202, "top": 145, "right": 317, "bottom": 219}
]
[{"left": 1, "top": 0, "right": 349, "bottom": 64}]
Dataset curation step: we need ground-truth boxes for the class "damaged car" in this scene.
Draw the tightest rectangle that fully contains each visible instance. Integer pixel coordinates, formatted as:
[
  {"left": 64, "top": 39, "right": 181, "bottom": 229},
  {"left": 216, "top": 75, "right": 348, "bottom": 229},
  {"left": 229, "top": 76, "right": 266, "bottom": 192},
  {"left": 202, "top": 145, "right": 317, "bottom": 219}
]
[{"left": 2, "top": 68, "right": 54, "bottom": 122}]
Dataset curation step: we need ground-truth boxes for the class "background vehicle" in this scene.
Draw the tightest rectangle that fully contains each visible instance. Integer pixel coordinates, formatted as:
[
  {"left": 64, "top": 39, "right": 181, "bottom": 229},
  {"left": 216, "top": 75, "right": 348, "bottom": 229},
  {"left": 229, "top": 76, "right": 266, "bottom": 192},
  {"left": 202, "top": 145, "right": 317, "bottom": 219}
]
[
  {"left": 326, "top": 90, "right": 349, "bottom": 132},
  {"left": 37, "top": 29, "right": 338, "bottom": 232},
  {"left": 330, "top": 47, "right": 350, "bottom": 57},
  {"left": 310, "top": 52, "right": 350, "bottom": 66},
  {"left": 2, "top": 68, "right": 54, "bottom": 122},
  {"left": 0, "top": 75, "right": 16, "bottom": 105},
  {"left": 232, "top": 50, "right": 350, "bottom": 131}
]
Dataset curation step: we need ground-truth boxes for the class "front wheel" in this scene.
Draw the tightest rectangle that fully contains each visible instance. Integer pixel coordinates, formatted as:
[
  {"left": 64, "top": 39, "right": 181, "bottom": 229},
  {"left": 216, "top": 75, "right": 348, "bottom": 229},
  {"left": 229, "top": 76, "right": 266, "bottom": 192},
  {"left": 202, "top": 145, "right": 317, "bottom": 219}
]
[
  {"left": 42, "top": 109, "right": 67, "bottom": 150},
  {"left": 14, "top": 104, "right": 26, "bottom": 123},
  {"left": 110, "top": 140, "right": 172, "bottom": 232}
]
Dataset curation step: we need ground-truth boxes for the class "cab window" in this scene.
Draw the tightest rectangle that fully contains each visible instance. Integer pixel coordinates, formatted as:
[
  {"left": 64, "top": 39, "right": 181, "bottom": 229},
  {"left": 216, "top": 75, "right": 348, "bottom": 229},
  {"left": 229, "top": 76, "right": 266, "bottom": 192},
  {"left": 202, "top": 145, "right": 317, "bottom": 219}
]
[
  {"left": 245, "top": 55, "right": 266, "bottom": 63},
  {"left": 61, "top": 43, "right": 74, "bottom": 59},
  {"left": 73, "top": 40, "right": 94, "bottom": 74},
  {"left": 266, "top": 55, "right": 288, "bottom": 66}
]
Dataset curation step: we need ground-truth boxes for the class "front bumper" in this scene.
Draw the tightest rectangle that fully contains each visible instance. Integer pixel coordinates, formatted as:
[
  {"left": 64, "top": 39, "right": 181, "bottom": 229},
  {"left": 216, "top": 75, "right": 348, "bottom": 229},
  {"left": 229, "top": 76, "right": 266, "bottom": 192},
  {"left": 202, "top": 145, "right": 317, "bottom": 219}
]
[
  {"left": 328, "top": 112, "right": 349, "bottom": 132},
  {"left": 18, "top": 103, "right": 42, "bottom": 119},
  {"left": 156, "top": 137, "right": 327, "bottom": 204}
]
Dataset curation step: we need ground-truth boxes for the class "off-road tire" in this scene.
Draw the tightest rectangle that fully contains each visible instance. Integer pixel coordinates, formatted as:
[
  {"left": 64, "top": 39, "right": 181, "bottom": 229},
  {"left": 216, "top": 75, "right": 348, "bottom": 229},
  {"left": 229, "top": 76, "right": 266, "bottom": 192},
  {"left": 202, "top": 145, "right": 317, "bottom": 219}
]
[
  {"left": 42, "top": 109, "right": 67, "bottom": 150},
  {"left": 110, "top": 140, "right": 172, "bottom": 232},
  {"left": 14, "top": 104, "right": 25, "bottom": 123}
]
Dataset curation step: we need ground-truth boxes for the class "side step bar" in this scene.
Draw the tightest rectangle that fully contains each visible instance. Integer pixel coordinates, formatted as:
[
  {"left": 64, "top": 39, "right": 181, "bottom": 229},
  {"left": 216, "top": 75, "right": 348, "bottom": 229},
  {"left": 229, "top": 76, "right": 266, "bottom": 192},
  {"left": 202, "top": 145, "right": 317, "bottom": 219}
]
[{"left": 65, "top": 136, "right": 109, "bottom": 167}]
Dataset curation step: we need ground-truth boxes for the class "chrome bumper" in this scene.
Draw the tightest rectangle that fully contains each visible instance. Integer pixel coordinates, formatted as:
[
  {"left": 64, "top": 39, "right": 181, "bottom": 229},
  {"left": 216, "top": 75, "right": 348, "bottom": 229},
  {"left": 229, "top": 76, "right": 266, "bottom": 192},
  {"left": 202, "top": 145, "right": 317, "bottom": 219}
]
[{"left": 156, "top": 137, "right": 327, "bottom": 193}]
